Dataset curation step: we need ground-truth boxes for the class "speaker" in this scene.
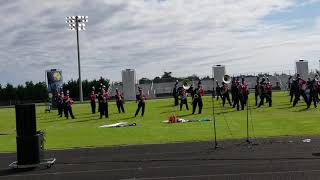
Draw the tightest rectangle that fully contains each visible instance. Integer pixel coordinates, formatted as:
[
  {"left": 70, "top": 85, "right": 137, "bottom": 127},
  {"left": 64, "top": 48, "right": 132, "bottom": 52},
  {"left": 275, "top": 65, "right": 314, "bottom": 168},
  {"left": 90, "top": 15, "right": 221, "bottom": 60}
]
[
  {"left": 15, "top": 104, "right": 37, "bottom": 136},
  {"left": 16, "top": 134, "right": 44, "bottom": 165}
]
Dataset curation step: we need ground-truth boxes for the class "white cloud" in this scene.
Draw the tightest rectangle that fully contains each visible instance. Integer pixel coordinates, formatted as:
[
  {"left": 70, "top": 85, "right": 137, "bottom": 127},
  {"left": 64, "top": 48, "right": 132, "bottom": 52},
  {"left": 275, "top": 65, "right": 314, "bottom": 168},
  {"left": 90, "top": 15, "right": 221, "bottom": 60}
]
[
  {"left": 0, "top": 0, "right": 320, "bottom": 85},
  {"left": 315, "top": 16, "right": 320, "bottom": 30}
]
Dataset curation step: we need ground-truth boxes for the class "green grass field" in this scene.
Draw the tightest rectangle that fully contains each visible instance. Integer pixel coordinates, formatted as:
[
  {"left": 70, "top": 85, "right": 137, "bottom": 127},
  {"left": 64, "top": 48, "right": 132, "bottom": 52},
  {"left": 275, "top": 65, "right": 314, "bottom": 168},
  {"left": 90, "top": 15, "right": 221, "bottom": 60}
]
[{"left": 0, "top": 92, "right": 319, "bottom": 152}]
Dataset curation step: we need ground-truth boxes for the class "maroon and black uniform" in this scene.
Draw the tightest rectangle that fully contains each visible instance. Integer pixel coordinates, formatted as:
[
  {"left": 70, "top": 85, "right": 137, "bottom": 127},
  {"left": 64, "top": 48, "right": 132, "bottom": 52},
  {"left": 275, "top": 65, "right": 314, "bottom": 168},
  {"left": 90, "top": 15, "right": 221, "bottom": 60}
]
[
  {"left": 316, "top": 81, "right": 320, "bottom": 103},
  {"left": 306, "top": 79, "right": 317, "bottom": 108},
  {"left": 240, "top": 81, "right": 249, "bottom": 106},
  {"left": 265, "top": 82, "right": 272, "bottom": 106},
  {"left": 254, "top": 81, "right": 260, "bottom": 106},
  {"left": 57, "top": 92, "right": 64, "bottom": 117},
  {"left": 98, "top": 91, "right": 109, "bottom": 119},
  {"left": 90, "top": 91, "right": 97, "bottom": 114},
  {"left": 173, "top": 82, "right": 179, "bottom": 106},
  {"left": 135, "top": 90, "right": 146, "bottom": 117},
  {"left": 232, "top": 81, "right": 243, "bottom": 111},
  {"left": 216, "top": 82, "right": 223, "bottom": 100},
  {"left": 179, "top": 89, "right": 189, "bottom": 111},
  {"left": 258, "top": 81, "right": 271, "bottom": 107},
  {"left": 293, "top": 78, "right": 308, "bottom": 107},
  {"left": 289, "top": 78, "right": 294, "bottom": 103},
  {"left": 63, "top": 95, "right": 75, "bottom": 119},
  {"left": 115, "top": 91, "right": 125, "bottom": 113},
  {"left": 192, "top": 85, "right": 204, "bottom": 114},
  {"left": 222, "top": 83, "right": 232, "bottom": 107}
]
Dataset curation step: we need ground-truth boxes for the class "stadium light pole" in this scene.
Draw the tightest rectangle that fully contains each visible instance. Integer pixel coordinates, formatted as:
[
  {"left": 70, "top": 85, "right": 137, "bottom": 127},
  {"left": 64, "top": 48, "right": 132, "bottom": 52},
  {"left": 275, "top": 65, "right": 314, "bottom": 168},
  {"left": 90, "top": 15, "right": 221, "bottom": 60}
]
[{"left": 66, "top": 16, "right": 88, "bottom": 103}]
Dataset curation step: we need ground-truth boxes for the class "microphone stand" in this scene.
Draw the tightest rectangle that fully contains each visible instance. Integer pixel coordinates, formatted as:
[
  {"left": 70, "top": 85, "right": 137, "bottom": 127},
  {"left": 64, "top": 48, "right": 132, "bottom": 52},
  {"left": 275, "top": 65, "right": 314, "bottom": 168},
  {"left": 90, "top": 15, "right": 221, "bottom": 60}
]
[
  {"left": 237, "top": 88, "right": 257, "bottom": 147},
  {"left": 211, "top": 78, "right": 219, "bottom": 149},
  {"left": 246, "top": 96, "right": 251, "bottom": 144}
]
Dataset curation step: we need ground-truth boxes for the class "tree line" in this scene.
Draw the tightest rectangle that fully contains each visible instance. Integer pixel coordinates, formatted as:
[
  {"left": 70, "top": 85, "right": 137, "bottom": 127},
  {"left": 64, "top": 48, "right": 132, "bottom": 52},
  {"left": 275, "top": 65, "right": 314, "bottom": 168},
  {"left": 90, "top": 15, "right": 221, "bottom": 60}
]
[
  {"left": 139, "top": 72, "right": 212, "bottom": 84},
  {"left": 0, "top": 72, "right": 211, "bottom": 105},
  {"left": 0, "top": 77, "right": 110, "bottom": 106},
  {"left": 0, "top": 71, "right": 290, "bottom": 106}
]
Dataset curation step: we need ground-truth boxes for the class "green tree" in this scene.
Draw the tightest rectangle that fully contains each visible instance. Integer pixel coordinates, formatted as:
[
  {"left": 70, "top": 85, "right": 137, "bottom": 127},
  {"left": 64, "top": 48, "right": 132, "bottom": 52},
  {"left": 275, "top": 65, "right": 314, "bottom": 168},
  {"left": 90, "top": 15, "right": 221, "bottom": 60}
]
[
  {"left": 139, "top": 77, "right": 152, "bottom": 84},
  {"left": 3, "top": 83, "right": 16, "bottom": 101}
]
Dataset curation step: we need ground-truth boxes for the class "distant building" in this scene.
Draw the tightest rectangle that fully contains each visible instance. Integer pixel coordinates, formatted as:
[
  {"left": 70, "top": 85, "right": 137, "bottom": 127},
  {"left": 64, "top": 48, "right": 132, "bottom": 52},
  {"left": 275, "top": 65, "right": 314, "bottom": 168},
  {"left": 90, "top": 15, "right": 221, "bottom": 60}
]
[
  {"left": 296, "top": 60, "right": 309, "bottom": 80},
  {"left": 213, "top": 65, "right": 226, "bottom": 86},
  {"left": 122, "top": 69, "right": 136, "bottom": 100}
]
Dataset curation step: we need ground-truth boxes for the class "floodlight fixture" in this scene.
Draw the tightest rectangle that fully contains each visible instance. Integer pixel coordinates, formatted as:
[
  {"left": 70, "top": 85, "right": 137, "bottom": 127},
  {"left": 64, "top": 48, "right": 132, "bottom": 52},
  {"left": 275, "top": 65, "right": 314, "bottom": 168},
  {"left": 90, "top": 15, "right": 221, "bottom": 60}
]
[{"left": 65, "top": 15, "right": 88, "bottom": 103}]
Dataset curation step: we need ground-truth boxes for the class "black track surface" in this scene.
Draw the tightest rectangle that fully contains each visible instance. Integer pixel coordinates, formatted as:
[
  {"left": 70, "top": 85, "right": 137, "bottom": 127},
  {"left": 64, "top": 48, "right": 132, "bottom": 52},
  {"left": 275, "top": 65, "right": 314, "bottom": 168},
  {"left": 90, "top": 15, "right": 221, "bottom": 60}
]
[{"left": 1, "top": 136, "right": 320, "bottom": 180}]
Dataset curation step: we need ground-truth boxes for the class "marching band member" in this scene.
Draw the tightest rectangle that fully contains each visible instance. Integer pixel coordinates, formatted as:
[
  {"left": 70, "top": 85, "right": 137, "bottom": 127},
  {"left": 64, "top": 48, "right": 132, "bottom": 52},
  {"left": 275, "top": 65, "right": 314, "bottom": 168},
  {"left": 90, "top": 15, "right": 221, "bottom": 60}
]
[
  {"left": 265, "top": 79, "right": 273, "bottom": 107},
  {"left": 254, "top": 78, "right": 260, "bottom": 106},
  {"left": 240, "top": 78, "right": 249, "bottom": 106},
  {"left": 231, "top": 77, "right": 237, "bottom": 104},
  {"left": 293, "top": 74, "right": 308, "bottom": 107},
  {"left": 192, "top": 81, "right": 204, "bottom": 114},
  {"left": 90, "top": 86, "right": 97, "bottom": 114},
  {"left": 288, "top": 77, "right": 295, "bottom": 104},
  {"left": 63, "top": 90, "right": 75, "bottom": 119},
  {"left": 215, "top": 81, "right": 222, "bottom": 100},
  {"left": 97, "top": 84, "right": 106, "bottom": 113},
  {"left": 306, "top": 78, "right": 317, "bottom": 108},
  {"left": 115, "top": 88, "right": 125, "bottom": 113},
  {"left": 316, "top": 77, "right": 320, "bottom": 103},
  {"left": 135, "top": 87, "right": 146, "bottom": 117},
  {"left": 57, "top": 87, "right": 64, "bottom": 117},
  {"left": 221, "top": 81, "right": 232, "bottom": 107},
  {"left": 98, "top": 88, "right": 109, "bottom": 119},
  {"left": 258, "top": 78, "right": 272, "bottom": 108},
  {"left": 291, "top": 79, "right": 299, "bottom": 107},
  {"left": 232, "top": 79, "right": 241, "bottom": 111},
  {"left": 179, "top": 88, "right": 189, "bottom": 111},
  {"left": 173, "top": 80, "right": 179, "bottom": 106}
]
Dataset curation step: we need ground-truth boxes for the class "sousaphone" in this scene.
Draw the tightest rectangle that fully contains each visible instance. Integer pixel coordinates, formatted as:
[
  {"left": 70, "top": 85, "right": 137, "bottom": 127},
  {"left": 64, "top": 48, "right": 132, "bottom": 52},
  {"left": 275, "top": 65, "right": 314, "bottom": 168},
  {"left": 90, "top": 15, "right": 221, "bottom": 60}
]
[
  {"left": 223, "top": 74, "right": 231, "bottom": 84},
  {"left": 182, "top": 79, "right": 192, "bottom": 90}
]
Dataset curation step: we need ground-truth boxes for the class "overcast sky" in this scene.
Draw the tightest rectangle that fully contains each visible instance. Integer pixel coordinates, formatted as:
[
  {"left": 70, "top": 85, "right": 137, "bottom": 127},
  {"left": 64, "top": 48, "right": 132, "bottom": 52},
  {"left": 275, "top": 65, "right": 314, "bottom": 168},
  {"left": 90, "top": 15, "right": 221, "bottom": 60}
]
[{"left": 1, "top": 0, "right": 320, "bottom": 85}]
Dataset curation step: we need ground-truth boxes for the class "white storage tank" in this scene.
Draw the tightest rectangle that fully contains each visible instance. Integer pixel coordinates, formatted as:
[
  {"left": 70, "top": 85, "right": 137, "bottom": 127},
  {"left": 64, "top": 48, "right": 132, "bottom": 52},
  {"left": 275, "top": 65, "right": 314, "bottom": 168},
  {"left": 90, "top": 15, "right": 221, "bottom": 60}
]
[
  {"left": 296, "top": 60, "right": 309, "bottom": 80},
  {"left": 213, "top": 65, "right": 226, "bottom": 86},
  {"left": 122, "top": 69, "right": 136, "bottom": 101}
]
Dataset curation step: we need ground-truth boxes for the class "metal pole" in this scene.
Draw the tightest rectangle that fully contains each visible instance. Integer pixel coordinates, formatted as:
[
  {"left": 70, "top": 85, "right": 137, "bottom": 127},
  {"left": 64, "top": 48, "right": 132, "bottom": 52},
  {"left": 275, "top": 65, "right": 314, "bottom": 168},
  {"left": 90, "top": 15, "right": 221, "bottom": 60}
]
[
  {"left": 212, "top": 77, "right": 218, "bottom": 149},
  {"left": 246, "top": 97, "right": 250, "bottom": 143},
  {"left": 75, "top": 16, "right": 83, "bottom": 103}
]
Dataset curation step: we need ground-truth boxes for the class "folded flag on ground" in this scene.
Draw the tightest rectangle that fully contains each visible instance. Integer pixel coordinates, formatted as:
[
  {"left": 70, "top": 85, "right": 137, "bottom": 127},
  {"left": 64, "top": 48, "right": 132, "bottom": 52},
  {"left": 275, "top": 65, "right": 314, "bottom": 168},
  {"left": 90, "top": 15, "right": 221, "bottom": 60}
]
[
  {"left": 99, "top": 122, "right": 137, "bottom": 128},
  {"left": 162, "top": 118, "right": 210, "bottom": 124}
]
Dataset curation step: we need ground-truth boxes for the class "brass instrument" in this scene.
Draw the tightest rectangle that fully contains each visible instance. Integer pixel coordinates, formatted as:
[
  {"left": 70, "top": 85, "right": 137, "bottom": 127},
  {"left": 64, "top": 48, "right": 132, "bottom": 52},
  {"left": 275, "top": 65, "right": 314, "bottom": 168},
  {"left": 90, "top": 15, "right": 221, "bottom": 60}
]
[
  {"left": 138, "top": 94, "right": 145, "bottom": 103},
  {"left": 182, "top": 79, "right": 192, "bottom": 90},
  {"left": 314, "top": 70, "right": 320, "bottom": 81},
  {"left": 223, "top": 74, "right": 231, "bottom": 84},
  {"left": 103, "top": 94, "right": 107, "bottom": 103}
]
